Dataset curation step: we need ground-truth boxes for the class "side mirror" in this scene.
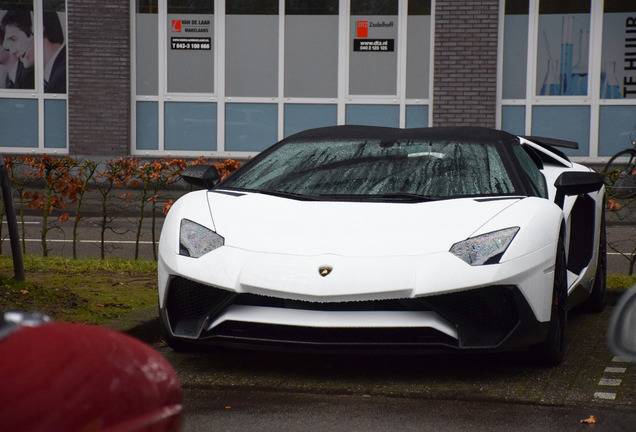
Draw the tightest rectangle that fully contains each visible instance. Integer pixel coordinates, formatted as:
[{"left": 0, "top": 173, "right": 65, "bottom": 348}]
[
  {"left": 607, "top": 287, "right": 636, "bottom": 361},
  {"left": 554, "top": 171, "right": 604, "bottom": 208},
  {"left": 181, "top": 165, "right": 220, "bottom": 190}
]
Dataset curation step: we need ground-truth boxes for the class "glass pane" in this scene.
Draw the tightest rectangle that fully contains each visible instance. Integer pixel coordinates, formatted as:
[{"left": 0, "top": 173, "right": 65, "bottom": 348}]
[
  {"left": 137, "top": 0, "right": 158, "bottom": 14},
  {"left": 222, "top": 137, "right": 516, "bottom": 198},
  {"left": 226, "top": 0, "right": 278, "bottom": 15},
  {"left": 286, "top": 0, "right": 338, "bottom": 15},
  {"left": 43, "top": 0, "right": 64, "bottom": 12},
  {"left": 167, "top": 1, "right": 214, "bottom": 93},
  {"left": 405, "top": 105, "right": 428, "bottom": 128},
  {"left": 502, "top": 1, "right": 528, "bottom": 99},
  {"left": 350, "top": 0, "right": 399, "bottom": 95},
  {"left": 42, "top": 7, "right": 66, "bottom": 93},
  {"left": 501, "top": 105, "right": 526, "bottom": 136},
  {"left": 165, "top": 102, "right": 217, "bottom": 151},
  {"left": 0, "top": 4, "right": 35, "bottom": 90},
  {"left": 284, "top": 14, "right": 338, "bottom": 97},
  {"left": 284, "top": 104, "right": 337, "bottom": 137},
  {"left": 531, "top": 105, "right": 590, "bottom": 156},
  {"left": 136, "top": 10, "right": 158, "bottom": 95},
  {"left": 351, "top": 0, "right": 398, "bottom": 15},
  {"left": 408, "top": 1, "right": 431, "bottom": 15},
  {"left": 136, "top": 101, "right": 158, "bottom": 150},
  {"left": 226, "top": 15, "right": 278, "bottom": 97},
  {"left": 44, "top": 99, "right": 66, "bottom": 148},
  {"left": 345, "top": 104, "right": 399, "bottom": 127},
  {"left": 0, "top": 98, "right": 38, "bottom": 147},
  {"left": 601, "top": 0, "right": 636, "bottom": 99},
  {"left": 168, "top": 0, "right": 213, "bottom": 14},
  {"left": 598, "top": 105, "right": 636, "bottom": 156},
  {"left": 536, "top": 0, "right": 591, "bottom": 96},
  {"left": 406, "top": 1, "right": 431, "bottom": 99},
  {"left": 226, "top": 103, "right": 277, "bottom": 151}
]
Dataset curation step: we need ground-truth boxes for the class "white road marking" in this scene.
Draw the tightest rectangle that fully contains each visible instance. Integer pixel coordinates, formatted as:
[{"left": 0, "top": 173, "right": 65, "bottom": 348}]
[
  {"left": 598, "top": 378, "right": 622, "bottom": 386},
  {"left": 594, "top": 392, "right": 617, "bottom": 400}
]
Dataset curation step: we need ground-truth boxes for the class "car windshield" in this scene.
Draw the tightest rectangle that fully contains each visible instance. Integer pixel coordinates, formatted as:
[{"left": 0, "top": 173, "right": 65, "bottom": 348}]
[{"left": 221, "top": 138, "right": 517, "bottom": 200}]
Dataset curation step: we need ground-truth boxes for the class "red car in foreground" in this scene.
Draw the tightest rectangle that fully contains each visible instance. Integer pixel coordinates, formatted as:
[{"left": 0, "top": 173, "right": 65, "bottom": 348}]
[{"left": 0, "top": 312, "right": 182, "bottom": 432}]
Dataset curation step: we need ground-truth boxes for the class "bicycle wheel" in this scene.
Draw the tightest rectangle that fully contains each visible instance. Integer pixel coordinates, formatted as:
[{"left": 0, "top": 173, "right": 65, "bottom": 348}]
[{"left": 602, "top": 149, "right": 636, "bottom": 199}]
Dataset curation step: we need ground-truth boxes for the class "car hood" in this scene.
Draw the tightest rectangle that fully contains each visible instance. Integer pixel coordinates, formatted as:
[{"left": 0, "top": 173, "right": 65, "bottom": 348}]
[{"left": 207, "top": 191, "right": 521, "bottom": 257}]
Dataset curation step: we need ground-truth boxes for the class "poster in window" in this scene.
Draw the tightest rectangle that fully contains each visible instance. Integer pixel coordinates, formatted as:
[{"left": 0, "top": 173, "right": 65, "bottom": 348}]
[
  {"left": 601, "top": 2, "right": 636, "bottom": 99},
  {"left": 42, "top": 10, "right": 66, "bottom": 93},
  {"left": 0, "top": 8, "right": 35, "bottom": 90},
  {"left": 535, "top": 2, "right": 591, "bottom": 97}
]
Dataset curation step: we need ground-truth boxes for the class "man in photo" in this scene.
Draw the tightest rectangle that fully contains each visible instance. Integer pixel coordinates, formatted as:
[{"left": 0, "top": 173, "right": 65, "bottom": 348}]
[
  {"left": 42, "top": 11, "right": 65, "bottom": 93},
  {"left": 1, "top": 10, "right": 34, "bottom": 90},
  {"left": 0, "top": 22, "right": 20, "bottom": 88}
]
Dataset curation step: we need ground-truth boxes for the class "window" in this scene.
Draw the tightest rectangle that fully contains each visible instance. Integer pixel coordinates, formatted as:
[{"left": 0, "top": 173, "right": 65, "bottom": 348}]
[
  {"left": 132, "top": 0, "right": 434, "bottom": 156},
  {"left": 0, "top": 0, "right": 67, "bottom": 152},
  {"left": 500, "top": 0, "right": 636, "bottom": 159}
]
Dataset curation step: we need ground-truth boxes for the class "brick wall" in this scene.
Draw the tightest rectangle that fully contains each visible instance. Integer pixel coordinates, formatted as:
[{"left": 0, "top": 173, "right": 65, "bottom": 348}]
[
  {"left": 433, "top": 0, "right": 499, "bottom": 127},
  {"left": 67, "top": 0, "right": 130, "bottom": 156}
]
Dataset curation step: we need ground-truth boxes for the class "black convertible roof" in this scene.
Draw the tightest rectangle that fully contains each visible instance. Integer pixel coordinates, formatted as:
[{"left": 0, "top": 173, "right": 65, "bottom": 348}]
[{"left": 285, "top": 125, "right": 520, "bottom": 146}]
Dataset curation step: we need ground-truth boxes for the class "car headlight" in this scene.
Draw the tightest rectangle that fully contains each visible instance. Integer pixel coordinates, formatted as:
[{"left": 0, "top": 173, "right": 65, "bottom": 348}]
[
  {"left": 179, "top": 219, "right": 224, "bottom": 258},
  {"left": 450, "top": 227, "right": 519, "bottom": 266}
]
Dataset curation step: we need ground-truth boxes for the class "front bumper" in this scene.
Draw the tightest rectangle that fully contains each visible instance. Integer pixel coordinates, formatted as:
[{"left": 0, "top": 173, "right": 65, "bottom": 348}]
[{"left": 160, "top": 276, "right": 548, "bottom": 353}]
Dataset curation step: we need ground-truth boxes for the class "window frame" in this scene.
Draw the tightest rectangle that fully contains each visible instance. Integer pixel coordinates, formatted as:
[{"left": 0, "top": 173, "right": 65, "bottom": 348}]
[{"left": 131, "top": 0, "right": 435, "bottom": 158}]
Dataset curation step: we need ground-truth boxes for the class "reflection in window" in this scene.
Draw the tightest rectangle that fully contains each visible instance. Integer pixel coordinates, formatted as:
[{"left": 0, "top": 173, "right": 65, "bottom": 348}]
[
  {"left": 137, "top": 0, "right": 158, "bottom": 14},
  {"left": 168, "top": 0, "right": 213, "bottom": 14},
  {"left": 286, "top": 0, "right": 338, "bottom": 15},
  {"left": 502, "top": 0, "right": 528, "bottom": 99},
  {"left": 226, "top": 0, "right": 278, "bottom": 15},
  {"left": 351, "top": 0, "right": 398, "bottom": 16}
]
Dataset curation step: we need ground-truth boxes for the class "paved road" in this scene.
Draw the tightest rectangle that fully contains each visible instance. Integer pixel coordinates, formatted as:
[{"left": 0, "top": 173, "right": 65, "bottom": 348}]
[
  {"left": 181, "top": 388, "right": 636, "bottom": 432},
  {"left": 4, "top": 215, "right": 636, "bottom": 275},
  {"left": 0, "top": 215, "right": 164, "bottom": 260}
]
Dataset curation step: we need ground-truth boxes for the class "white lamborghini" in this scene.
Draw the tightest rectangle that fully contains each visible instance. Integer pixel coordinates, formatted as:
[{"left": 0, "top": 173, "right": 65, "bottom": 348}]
[{"left": 158, "top": 126, "right": 606, "bottom": 365}]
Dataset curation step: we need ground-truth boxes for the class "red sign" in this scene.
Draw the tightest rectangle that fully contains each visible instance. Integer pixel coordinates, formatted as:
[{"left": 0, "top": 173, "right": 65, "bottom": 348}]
[
  {"left": 357, "top": 21, "right": 368, "bottom": 38},
  {"left": 172, "top": 20, "right": 182, "bottom": 33}
]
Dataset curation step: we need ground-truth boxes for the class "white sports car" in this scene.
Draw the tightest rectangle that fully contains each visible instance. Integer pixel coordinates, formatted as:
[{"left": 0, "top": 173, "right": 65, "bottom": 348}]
[{"left": 158, "top": 126, "right": 605, "bottom": 365}]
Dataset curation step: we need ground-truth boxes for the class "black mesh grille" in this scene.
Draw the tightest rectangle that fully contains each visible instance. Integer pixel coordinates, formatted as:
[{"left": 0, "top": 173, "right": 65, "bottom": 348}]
[
  {"left": 234, "top": 294, "right": 431, "bottom": 312},
  {"left": 166, "top": 277, "right": 236, "bottom": 337},
  {"left": 422, "top": 286, "right": 520, "bottom": 347}
]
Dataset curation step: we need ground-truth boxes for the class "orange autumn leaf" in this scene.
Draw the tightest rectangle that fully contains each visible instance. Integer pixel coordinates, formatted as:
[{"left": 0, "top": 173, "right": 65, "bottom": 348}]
[
  {"left": 580, "top": 415, "right": 597, "bottom": 424},
  {"left": 58, "top": 213, "right": 70, "bottom": 223},
  {"left": 607, "top": 199, "right": 621, "bottom": 211}
]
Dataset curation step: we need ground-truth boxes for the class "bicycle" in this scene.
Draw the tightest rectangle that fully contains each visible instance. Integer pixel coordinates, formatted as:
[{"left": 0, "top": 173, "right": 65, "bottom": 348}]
[{"left": 602, "top": 128, "right": 636, "bottom": 199}]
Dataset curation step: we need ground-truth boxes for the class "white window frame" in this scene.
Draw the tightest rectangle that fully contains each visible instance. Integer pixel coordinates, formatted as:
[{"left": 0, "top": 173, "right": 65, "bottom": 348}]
[{"left": 131, "top": 0, "right": 435, "bottom": 158}]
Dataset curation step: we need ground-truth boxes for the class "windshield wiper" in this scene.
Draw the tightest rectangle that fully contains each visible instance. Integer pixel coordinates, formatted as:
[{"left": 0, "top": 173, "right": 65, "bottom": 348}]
[{"left": 249, "top": 189, "right": 318, "bottom": 201}]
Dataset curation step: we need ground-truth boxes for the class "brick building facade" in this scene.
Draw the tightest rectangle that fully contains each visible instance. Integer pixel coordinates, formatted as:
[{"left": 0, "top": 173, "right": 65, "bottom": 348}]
[{"left": 0, "top": 1, "right": 634, "bottom": 161}]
